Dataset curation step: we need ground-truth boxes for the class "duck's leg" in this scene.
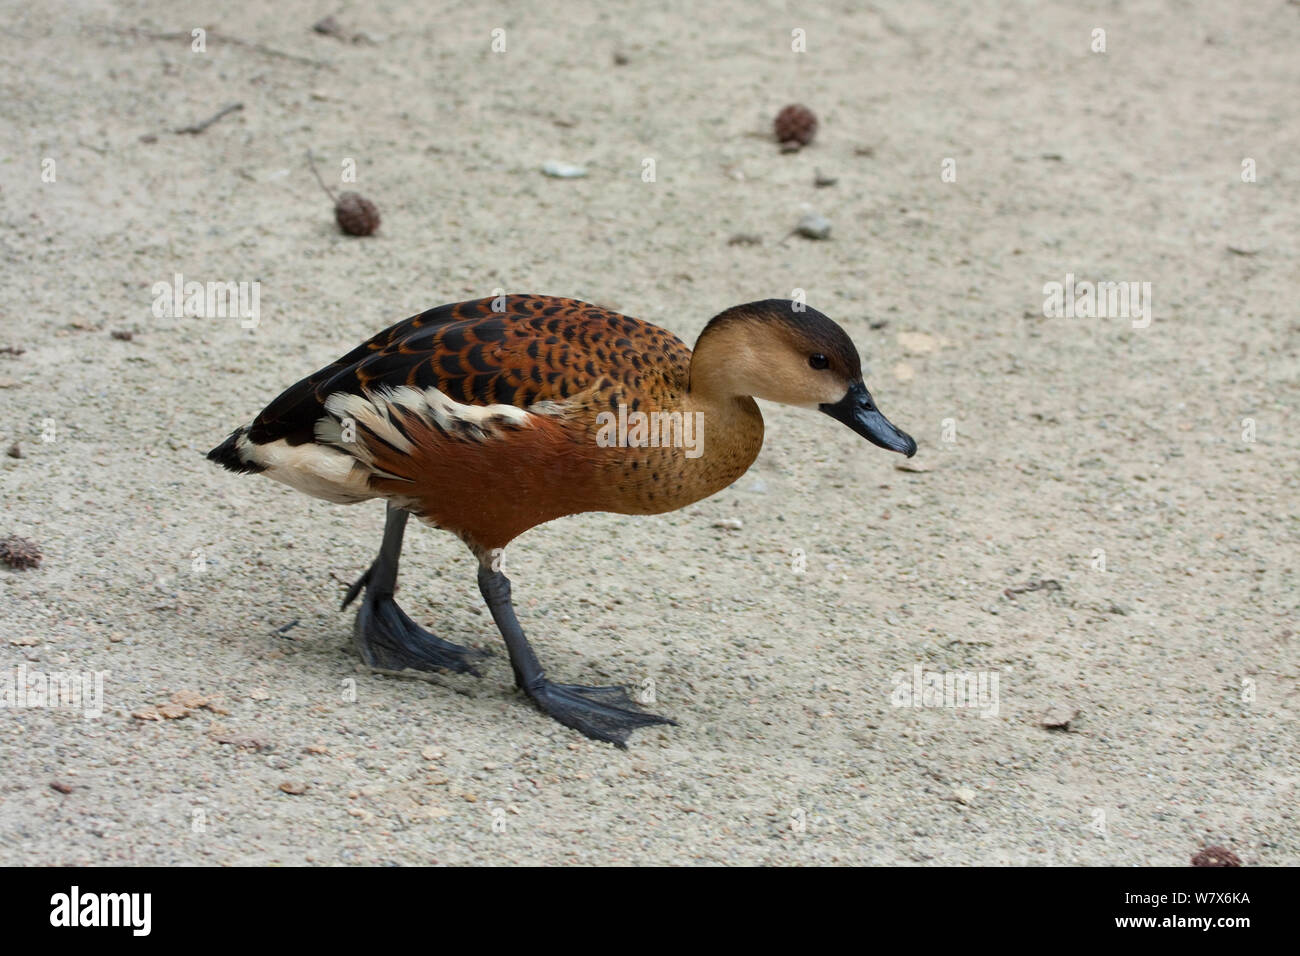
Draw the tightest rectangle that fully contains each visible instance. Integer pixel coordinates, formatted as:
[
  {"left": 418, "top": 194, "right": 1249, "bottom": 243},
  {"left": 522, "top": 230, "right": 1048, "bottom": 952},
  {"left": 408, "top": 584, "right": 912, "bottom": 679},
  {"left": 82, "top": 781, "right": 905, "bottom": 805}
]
[
  {"left": 476, "top": 561, "right": 675, "bottom": 747},
  {"left": 343, "top": 505, "right": 486, "bottom": 675}
]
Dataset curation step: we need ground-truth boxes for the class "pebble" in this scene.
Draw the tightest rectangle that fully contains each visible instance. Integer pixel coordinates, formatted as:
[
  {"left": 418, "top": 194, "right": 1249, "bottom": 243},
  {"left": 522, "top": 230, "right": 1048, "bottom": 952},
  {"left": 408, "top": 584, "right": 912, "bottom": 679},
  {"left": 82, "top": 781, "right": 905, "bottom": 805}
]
[
  {"left": 542, "top": 161, "right": 588, "bottom": 178},
  {"left": 795, "top": 211, "right": 831, "bottom": 239}
]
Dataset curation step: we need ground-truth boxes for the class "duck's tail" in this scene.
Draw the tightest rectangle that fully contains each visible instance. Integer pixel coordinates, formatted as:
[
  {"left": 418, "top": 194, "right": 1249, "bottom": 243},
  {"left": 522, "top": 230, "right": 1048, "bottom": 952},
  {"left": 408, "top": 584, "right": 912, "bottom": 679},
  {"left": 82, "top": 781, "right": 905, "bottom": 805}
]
[{"left": 206, "top": 426, "right": 266, "bottom": 474}]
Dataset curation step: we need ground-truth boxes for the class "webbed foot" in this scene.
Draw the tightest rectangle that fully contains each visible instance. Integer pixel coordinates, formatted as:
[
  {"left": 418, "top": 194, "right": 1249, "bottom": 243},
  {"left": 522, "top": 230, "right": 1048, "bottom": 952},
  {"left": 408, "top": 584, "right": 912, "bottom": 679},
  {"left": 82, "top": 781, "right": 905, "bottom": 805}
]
[{"left": 526, "top": 680, "right": 676, "bottom": 748}]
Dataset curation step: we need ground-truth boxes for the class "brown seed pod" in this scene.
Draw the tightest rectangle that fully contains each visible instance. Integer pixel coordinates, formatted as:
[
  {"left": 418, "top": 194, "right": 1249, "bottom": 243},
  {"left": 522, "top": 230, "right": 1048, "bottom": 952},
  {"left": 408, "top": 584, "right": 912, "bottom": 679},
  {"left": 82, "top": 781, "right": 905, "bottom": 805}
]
[
  {"left": 307, "top": 151, "right": 380, "bottom": 236},
  {"left": 774, "top": 103, "right": 818, "bottom": 149},
  {"left": 0, "top": 534, "right": 42, "bottom": 570},
  {"left": 334, "top": 192, "right": 381, "bottom": 236},
  {"left": 1191, "top": 845, "right": 1242, "bottom": 867}
]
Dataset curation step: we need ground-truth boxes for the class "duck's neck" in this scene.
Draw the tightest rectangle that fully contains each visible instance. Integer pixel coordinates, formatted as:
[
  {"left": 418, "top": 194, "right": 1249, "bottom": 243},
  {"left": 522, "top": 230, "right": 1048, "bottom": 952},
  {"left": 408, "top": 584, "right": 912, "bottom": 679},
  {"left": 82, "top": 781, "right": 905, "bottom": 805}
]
[
  {"left": 681, "top": 388, "right": 764, "bottom": 439},
  {"left": 585, "top": 342, "right": 764, "bottom": 518},
  {"left": 681, "top": 335, "right": 766, "bottom": 497}
]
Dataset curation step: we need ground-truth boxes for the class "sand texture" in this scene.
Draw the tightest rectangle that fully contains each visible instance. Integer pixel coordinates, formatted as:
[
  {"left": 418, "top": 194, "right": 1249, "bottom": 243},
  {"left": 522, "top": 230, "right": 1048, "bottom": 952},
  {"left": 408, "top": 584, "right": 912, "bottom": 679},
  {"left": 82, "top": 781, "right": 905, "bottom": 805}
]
[{"left": 0, "top": 1, "right": 1296, "bottom": 864}]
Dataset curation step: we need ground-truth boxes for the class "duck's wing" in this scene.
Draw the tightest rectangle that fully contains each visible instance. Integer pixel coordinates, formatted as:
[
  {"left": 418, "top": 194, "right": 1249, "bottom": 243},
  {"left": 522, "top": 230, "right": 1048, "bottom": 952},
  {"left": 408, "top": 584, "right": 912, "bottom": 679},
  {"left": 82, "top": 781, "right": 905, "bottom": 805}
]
[{"left": 245, "top": 294, "right": 690, "bottom": 447}]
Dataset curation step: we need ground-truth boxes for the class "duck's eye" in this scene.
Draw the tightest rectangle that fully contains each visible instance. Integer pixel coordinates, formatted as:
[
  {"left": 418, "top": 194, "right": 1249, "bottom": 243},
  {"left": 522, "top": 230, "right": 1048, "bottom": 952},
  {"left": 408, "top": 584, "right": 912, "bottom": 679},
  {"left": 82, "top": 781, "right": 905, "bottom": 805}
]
[{"left": 809, "top": 353, "right": 829, "bottom": 370}]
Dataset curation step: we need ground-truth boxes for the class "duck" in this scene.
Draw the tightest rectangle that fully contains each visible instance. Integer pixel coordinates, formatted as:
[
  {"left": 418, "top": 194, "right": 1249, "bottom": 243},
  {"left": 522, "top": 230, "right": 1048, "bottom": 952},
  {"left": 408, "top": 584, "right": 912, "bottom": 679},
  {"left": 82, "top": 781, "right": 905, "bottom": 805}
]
[{"left": 208, "top": 295, "right": 916, "bottom": 746}]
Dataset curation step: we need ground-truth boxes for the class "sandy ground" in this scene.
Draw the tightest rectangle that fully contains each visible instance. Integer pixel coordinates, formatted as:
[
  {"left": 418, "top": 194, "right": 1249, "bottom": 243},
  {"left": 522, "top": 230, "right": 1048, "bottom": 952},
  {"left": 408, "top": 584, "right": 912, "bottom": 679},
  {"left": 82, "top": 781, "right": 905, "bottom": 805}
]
[{"left": 0, "top": 0, "right": 1296, "bottom": 866}]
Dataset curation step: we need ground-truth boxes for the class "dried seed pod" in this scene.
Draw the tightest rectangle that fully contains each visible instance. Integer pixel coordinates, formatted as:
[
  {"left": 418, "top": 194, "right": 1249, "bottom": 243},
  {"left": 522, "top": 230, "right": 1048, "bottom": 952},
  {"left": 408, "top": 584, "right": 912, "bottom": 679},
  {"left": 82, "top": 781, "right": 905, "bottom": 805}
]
[
  {"left": 308, "top": 151, "right": 380, "bottom": 236},
  {"left": 1191, "top": 845, "right": 1242, "bottom": 867},
  {"left": 334, "top": 192, "right": 381, "bottom": 236},
  {"left": 0, "top": 534, "right": 42, "bottom": 570},
  {"left": 774, "top": 104, "right": 818, "bottom": 149}
]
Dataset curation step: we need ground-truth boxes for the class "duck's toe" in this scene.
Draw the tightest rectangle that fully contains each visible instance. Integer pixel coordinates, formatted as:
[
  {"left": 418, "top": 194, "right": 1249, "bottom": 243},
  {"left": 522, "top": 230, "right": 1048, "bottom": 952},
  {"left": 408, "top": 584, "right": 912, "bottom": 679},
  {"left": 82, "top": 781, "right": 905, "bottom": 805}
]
[
  {"left": 353, "top": 596, "right": 488, "bottom": 676},
  {"left": 527, "top": 681, "right": 677, "bottom": 748}
]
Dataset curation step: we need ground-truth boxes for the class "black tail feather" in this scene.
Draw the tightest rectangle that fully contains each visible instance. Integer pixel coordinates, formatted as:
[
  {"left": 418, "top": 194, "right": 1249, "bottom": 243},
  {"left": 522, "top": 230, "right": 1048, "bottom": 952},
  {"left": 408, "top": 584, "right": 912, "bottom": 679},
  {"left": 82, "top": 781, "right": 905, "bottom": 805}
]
[{"left": 206, "top": 428, "right": 265, "bottom": 474}]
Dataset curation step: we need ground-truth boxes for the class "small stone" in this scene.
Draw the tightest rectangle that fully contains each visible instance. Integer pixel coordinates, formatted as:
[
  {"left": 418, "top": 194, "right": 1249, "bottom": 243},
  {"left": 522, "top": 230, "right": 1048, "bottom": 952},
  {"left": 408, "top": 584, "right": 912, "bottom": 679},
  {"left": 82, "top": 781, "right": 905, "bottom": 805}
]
[
  {"left": 894, "top": 460, "right": 931, "bottom": 473},
  {"left": 421, "top": 747, "right": 445, "bottom": 761},
  {"left": 952, "top": 787, "right": 976, "bottom": 805},
  {"left": 279, "top": 781, "right": 308, "bottom": 795},
  {"left": 541, "top": 161, "right": 588, "bottom": 179},
  {"left": 248, "top": 687, "right": 271, "bottom": 701},
  {"left": 1039, "top": 705, "right": 1079, "bottom": 731},
  {"left": 51, "top": 781, "right": 73, "bottom": 794},
  {"left": 312, "top": 15, "right": 342, "bottom": 35},
  {"left": 111, "top": 330, "right": 134, "bottom": 341},
  {"left": 7, "top": 443, "right": 21, "bottom": 458},
  {"left": 795, "top": 211, "right": 831, "bottom": 240},
  {"left": 712, "top": 518, "right": 744, "bottom": 531}
]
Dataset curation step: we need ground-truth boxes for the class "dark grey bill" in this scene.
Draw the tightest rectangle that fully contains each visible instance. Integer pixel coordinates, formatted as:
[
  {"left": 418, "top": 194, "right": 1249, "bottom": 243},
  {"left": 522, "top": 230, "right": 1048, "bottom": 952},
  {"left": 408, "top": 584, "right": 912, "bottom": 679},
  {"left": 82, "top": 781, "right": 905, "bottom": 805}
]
[{"left": 819, "top": 382, "right": 917, "bottom": 457}]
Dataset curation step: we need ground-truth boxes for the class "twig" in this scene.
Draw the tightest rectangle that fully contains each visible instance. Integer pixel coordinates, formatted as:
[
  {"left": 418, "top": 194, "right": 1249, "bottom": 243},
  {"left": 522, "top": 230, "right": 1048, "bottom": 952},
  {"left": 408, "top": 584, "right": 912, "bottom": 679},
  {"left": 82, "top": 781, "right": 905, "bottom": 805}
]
[
  {"left": 121, "top": 27, "right": 333, "bottom": 69},
  {"left": 1003, "top": 578, "right": 1062, "bottom": 599},
  {"left": 305, "top": 150, "right": 338, "bottom": 202},
  {"left": 270, "top": 619, "right": 300, "bottom": 637},
  {"left": 175, "top": 102, "right": 243, "bottom": 135}
]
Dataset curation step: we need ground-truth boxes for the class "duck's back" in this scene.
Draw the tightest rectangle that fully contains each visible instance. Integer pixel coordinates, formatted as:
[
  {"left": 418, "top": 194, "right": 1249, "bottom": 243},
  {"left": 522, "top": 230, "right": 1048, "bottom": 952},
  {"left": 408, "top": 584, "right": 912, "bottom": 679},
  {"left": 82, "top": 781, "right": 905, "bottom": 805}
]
[{"left": 246, "top": 295, "right": 692, "bottom": 449}]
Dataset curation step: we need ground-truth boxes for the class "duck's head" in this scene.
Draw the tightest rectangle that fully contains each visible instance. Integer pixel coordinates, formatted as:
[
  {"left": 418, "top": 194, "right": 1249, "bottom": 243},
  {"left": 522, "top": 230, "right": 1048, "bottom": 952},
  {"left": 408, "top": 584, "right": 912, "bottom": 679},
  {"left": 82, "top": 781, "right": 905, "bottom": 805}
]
[{"left": 691, "top": 299, "right": 917, "bottom": 457}]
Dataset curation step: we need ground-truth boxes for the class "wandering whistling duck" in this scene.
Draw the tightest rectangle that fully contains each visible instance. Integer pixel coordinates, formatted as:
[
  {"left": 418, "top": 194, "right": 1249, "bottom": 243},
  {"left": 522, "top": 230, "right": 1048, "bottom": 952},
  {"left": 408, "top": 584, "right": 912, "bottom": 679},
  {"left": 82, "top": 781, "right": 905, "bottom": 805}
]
[{"left": 209, "top": 295, "right": 916, "bottom": 746}]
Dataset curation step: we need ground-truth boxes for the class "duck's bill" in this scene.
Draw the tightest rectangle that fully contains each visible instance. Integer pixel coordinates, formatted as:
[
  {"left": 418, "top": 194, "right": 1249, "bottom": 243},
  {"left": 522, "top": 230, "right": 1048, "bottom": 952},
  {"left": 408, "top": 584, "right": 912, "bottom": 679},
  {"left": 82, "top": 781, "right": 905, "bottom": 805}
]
[{"left": 820, "top": 382, "right": 917, "bottom": 457}]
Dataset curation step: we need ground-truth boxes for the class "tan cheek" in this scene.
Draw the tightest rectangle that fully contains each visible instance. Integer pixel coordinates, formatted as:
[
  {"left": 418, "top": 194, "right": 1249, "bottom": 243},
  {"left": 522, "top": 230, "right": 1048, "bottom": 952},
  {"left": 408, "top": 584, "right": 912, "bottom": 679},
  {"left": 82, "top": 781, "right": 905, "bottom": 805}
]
[
  {"left": 780, "top": 372, "right": 847, "bottom": 408},
  {"left": 810, "top": 372, "right": 850, "bottom": 405},
  {"left": 827, "top": 378, "right": 853, "bottom": 403}
]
